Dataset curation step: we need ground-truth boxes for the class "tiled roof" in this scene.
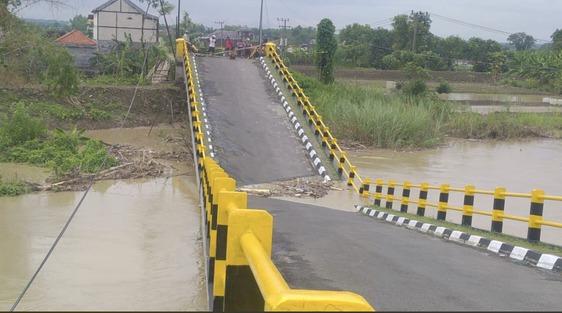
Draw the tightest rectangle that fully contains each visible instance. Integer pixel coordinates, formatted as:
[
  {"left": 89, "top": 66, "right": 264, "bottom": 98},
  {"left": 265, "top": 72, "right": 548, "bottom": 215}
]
[{"left": 55, "top": 30, "right": 97, "bottom": 46}]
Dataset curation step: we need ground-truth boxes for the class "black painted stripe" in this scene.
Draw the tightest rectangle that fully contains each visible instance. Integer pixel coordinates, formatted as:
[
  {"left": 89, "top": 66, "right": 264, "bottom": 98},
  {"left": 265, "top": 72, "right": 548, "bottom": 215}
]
[
  {"left": 443, "top": 229, "right": 453, "bottom": 237},
  {"left": 216, "top": 225, "right": 228, "bottom": 261},
  {"left": 478, "top": 238, "right": 491, "bottom": 248},
  {"left": 420, "top": 190, "right": 428, "bottom": 199},
  {"left": 415, "top": 222, "right": 423, "bottom": 228},
  {"left": 392, "top": 216, "right": 399, "bottom": 222},
  {"left": 381, "top": 213, "right": 388, "bottom": 219},
  {"left": 499, "top": 243, "right": 514, "bottom": 255},
  {"left": 224, "top": 265, "right": 265, "bottom": 312},
  {"left": 553, "top": 258, "right": 562, "bottom": 272},
  {"left": 524, "top": 250, "right": 541, "bottom": 265},
  {"left": 211, "top": 204, "right": 218, "bottom": 230},
  {"left": 493, "top": 198, "right": 505, "bottom": 210},
  {"left": 439, "top": 192, "right": 449, "bottom": 203},
  {"left": 460, "top": 233, "right": 471, "bottom": 241},
  {"left": 530, "top": 202, "right": 544, "bottom": 216},
  {"left": 464, "top": 195, "right": 474, "bottom": 206},
  {"left": 428, "top": 225, "right": 437, "bottom": 232}
]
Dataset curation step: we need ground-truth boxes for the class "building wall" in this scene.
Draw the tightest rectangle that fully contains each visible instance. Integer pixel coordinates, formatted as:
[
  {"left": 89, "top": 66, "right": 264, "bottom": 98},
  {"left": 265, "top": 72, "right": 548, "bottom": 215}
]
[
  {"left": 64, "top": 45, "right": 97, "bottom": 74},
  {"left": 94, "top": 0, "right": 158, "bottom": 43}
]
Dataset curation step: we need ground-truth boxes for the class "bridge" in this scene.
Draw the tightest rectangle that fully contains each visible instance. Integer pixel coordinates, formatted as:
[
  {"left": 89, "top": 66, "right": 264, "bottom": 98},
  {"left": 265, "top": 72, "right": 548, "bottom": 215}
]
[{"left": 176, "top": 39, "right": 562, "bottom": 311}]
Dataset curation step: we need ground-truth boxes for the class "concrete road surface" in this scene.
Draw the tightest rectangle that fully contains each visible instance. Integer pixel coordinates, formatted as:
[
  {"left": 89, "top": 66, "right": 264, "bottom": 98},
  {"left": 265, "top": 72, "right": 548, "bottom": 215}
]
[
  {"left": 249, "top": 196, "right": 562, "bottom": 311},
  {"left": 197, "top": 56, "right": 314, "bottom": 185}
]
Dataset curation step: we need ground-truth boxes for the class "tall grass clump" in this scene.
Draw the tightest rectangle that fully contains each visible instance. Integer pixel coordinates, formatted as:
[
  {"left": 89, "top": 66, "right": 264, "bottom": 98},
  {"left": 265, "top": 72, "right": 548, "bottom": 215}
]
[
  {"left": 292, "top": 72, "right": 452, "bottom": 148},
  {"left": 446, "top": 112, "right": 562, "bottom": 139}
]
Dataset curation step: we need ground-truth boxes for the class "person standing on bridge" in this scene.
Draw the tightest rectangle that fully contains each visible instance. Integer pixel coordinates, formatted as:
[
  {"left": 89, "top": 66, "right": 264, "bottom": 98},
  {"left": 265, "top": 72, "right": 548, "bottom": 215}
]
[
  {"left": 225, "top": 36, "right": 233, "bottom": 56},
  {"left": 208, "top": 35, "right": 217, "bottom": 54}
]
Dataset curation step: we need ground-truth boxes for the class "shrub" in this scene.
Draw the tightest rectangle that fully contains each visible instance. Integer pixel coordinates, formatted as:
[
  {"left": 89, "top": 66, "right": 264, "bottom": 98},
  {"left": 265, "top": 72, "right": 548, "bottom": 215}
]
[
  {"left": 402, "top": 79, "right": 428, "bottom": 97},
  {"left": 0, "top": 103, "right": 46, "bottom": 146},
  {"left": 436, "top": 81, "right": 452, "bottom": 94}
]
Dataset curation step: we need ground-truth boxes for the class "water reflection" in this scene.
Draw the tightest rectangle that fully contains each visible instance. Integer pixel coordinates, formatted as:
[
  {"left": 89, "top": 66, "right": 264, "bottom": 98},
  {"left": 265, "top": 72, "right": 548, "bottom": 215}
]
[{"left": 0, "top": 176, "right": 206, "bottom": 311}]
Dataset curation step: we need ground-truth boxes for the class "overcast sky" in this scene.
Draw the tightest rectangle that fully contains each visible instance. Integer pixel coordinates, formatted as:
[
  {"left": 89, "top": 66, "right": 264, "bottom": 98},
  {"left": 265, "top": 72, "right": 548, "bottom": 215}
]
[{"left": 18, "top": 0, "right": 562, "bottom": 42}]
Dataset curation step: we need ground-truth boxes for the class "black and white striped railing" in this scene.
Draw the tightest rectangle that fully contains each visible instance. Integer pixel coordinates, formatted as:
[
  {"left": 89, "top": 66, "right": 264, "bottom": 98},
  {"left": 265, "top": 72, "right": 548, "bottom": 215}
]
[{"left": 259, "top": 57, "right": 330, "bottom": 182}]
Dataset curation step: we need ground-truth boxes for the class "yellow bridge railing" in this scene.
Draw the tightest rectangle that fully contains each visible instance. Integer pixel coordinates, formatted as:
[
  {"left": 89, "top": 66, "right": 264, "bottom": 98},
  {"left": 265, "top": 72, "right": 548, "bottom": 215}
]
[
  {"left": 264, "top": 42, "right": 562, "bottom": 244},
  {"left": 177, "top": 38, "right": 374, "bottom": 312}
]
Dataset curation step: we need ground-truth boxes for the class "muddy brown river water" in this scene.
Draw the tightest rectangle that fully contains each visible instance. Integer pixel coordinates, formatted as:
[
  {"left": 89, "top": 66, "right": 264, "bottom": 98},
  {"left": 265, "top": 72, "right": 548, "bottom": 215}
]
[{"left": 0, "top": 176, "right": 206, "bottom": 311}]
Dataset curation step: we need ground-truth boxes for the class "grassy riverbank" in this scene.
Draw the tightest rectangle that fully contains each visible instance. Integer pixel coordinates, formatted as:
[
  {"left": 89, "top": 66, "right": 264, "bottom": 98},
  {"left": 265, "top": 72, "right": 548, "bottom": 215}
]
[
  {"left": 293, "top": 72, "right": 562, "bottom": 148},
  {"left": 0, "top": 105, "right": 118, "bottom": 178}
]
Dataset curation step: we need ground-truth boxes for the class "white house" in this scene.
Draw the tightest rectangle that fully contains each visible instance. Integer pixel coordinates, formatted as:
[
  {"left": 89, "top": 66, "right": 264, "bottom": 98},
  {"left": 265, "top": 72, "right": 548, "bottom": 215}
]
[{"left": 91, "top": 0, "right": 159, "bottom": 49}]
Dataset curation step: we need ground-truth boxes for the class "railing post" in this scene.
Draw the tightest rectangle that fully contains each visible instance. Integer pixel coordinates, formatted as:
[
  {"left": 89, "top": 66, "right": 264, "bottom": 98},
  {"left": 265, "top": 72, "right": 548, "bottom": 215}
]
[
  {"left": 347, "top": 166, "right": 356, "bottom": 187},
  {"left": 462, "top": 185, "right": 475, "bottom": 226},
  {"left": 491, "top": 187, "right": 506, "bottom": 233},
  {"left": 527, "top": 189, "right": 544, "bottom": 243},
  {"left": 224, "top": 209, "right": 273, "bottom": 312},
  {"left": 401, "top": 181, "right": 411, "bottom": 212},
  {"left": 373, "top": 179, "right": 383, "bottom": 207},
  {"left": 417, "top": 182, "right": 429, "bottom": 216},
  {"left": 360, "top": 178, "right": 370, "bottom": 198},
  {"left": 213, "top": 190, "right": 247, "bottom": 312},
  {"left": 176, "top": 38, "right": 185, "bottom": 57},
  {"left": 437, "top": 184, "right": 450, "bottom": 221},
  {"left": 385, "top": 180, "right": 395, "bottom": 210},
  {"left": 338, "top": 152, "right": 346, "bottom": 176},
  {"left": 329, "top": 139, "right": 337, "bottom": 161}
]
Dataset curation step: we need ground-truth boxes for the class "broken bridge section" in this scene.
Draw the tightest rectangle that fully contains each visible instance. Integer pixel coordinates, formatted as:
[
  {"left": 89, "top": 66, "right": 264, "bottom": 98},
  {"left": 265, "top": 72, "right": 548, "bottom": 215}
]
[{"left": 197, "top": 56, "right": 315, "bottom": 186}]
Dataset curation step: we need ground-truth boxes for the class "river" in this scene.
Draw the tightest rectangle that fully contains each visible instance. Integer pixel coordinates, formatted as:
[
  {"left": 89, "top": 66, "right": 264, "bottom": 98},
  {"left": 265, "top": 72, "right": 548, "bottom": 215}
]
[
  {"left": 0, "top": 176, "right": 207, "bottom": 311},
  {"left": 351, "top": 138, "right": 562, "bottom": 246}
]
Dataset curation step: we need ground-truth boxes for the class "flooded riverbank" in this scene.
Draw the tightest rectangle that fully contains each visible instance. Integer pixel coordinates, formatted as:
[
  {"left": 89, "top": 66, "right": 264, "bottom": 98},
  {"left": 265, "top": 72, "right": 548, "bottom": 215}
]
[{"left": 0, "top": 176, "right": 206, "bottom": 310}]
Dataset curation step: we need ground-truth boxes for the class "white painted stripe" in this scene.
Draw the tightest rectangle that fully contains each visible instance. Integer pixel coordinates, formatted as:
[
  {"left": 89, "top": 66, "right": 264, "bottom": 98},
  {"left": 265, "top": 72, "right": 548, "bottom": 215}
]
[
  {"left": 509, "top": 246, "right": 529, "bottom": 261},
  {"left": 285, "top": 106, "right": 291, "bottom": 113},
  {"left": 278, "top": 91, "right": 282, "bottom": 96},
  {"left": 288, "top": 111, "right": 294, "bottom": 118},
  {"left": 208, "top": 145, "right": 213, "bottom": 150},
  {"left": 305, "top": 142, "right": 312, "bottom": 150},
  {"left": 210, "top": 152, "right": 215, "bottom": 158},
  {"left": 283, "top": 101, "right": 288, "bottom": 107},
  {"left": 467, "top": 235, "right": 482, "bottom": 247},
  {"left": 368, "top": 210, "right": 377, "bottom": 217},
  {"left": 323, "top": 175, "right": 331, "bottom": 182},
  {"left": 313, "top": 158, "right": 321, "bottom": 166},
  {"left": 377, "top": 212, "right": 386, "bottom": 219},
  {"left": 385, "top": 214, "right": 395, "bottom": 222},
  {"left": 449, "top": 231, "right": 464, "bottom": 242},
  {"left": 487, "top": 240, "right": 503, "bottom": 253},
  {"left": 204, "top": 118, "right": 208, "bottom": 123},
  {"left": 319, "top": 167, "right": 326, "bottom": 175},
  {"left": 396, "top": 217, "right": 406, "bottom": 225},
  {"left": 537, "top": 254, "right": 559, "bottom": 270},
  {"left": 302, "top": 135, "right": 309, "bottom": 142},
  {"left": 206, "top": 131, "right": 211, "bottom": 136},
  {"left": 434, "top": 227, "right": 446, "bottom": 236},
  {"left": 295, "top": 122, "right": 301, "bottom": 129},
  {"left": 420, "top": 223, "right": 432, "bottom": 232},
  {"left": 298, "top": 128, "right": 304, "bottom": 136},
  {"left": 207, "top": 137, "right": 212, "bottom": 143},
  {"left": 310, "top": 150, "right": 317, "bottom": 158},
  {"left": 407, "top": 220, "right": 418, "bottom": 228},
  {"left": 291, "top": 116, "right": 297, "bottom": 123}
]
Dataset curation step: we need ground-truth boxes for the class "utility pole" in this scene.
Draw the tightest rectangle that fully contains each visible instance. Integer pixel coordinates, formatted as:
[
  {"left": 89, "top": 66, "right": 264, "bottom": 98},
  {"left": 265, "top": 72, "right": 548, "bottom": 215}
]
[
  {"left": 214, "top": 20, "right": 225, "bottom": 48},
  {"left": 176, "top": 0, "right": 181, "bottom": 39},
  {"left": 258, "top": 0, "right": 264, "bottom": 46},
  {"left": 411, "top": 11, "right": 417, "bottom": 53},
  {"left": 277, "top": 17, "right": 290, "bottom": 58}
]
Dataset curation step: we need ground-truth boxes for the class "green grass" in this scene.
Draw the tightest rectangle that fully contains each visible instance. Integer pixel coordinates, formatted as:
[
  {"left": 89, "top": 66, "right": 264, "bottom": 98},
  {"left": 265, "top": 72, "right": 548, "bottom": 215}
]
[
  {"left": 0, "top": 105, "right": 118, "bottom": 178},
  {"left": 293, "top": 72, "right": 452, "bottom": 149},
  {"left": 82, "top": 74, "right": 148, "bottom": 86},
  {"left": 368, "top": 205, "right": 562, "bottom": 256},
  {"left": 0, "top": 178, "right": 29, "bottom": 197},
  {"left": 294, "top": 72, "right": 562, "bottom": 148},
  {"left": 447, "top": 112, "right": 562, "bottom": 139}
]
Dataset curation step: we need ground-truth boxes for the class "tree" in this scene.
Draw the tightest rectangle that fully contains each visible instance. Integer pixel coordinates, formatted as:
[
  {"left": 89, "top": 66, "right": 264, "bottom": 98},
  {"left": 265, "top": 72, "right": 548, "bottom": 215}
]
[
  {"left": 316, "top": 18, "right": 337, "bottom": 84},
  {"left": 370, "top": 27, "right": 393, "bottom": 68},
  {"left": 69, "top": 14, "right": 91, "bottom": 37},
  {"left": 507, "top": 32, "right": 535, "bottom": 51},
  {"left": 434, "top": 35, "right": 467, "bottom": 69},
  {"left": 391, "top": 14, "right": 410, "bottom": 50},
  {"left": 552, "top": 29, "right": 562, "bottom": 51},
  {"left": 338, "top": 23, "right": 373, "bottom": 67},
  {"left": 409, "top": 11, "right": 432, "bottom": 52},
  {"left": 464, "top": 37, "right": 502, "bottom": 72}
]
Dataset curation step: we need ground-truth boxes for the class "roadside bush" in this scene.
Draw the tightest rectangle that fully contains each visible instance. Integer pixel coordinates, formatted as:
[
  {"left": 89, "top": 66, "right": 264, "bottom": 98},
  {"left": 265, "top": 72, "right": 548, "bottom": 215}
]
[
  {"left": 402, "top": 79, "right": 428, "bottom": 97},
  {"left": 0, "top": 178, "right": 28, "bottom": 197},
  {"left": 436, "top": 81, "right": 452, "bottom": 94},
  {"left": 0, "top": 103, "right": 46, "bottom": 146}
]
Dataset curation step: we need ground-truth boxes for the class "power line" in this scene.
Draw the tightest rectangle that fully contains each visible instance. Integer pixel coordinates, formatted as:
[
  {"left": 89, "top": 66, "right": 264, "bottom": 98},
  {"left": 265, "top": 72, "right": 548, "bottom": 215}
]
[
  {"left": 277, "top": 17, "right": 290, "bottom": 57},
  {"left": 429, "top": 12, "right": 551, "bottom": 42},
  {"left": 214, "top": 20, "right": 225, "bottom": 47},
  {"left": 9, "top": 50, "right": 150, "bottom": 312}
]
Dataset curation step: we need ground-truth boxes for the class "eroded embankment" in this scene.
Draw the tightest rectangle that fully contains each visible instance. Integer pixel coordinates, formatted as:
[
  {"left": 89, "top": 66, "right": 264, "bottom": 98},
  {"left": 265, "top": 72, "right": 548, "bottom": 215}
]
[{"left": 0, "top": 85, "right": 194, "bottom": 195}]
